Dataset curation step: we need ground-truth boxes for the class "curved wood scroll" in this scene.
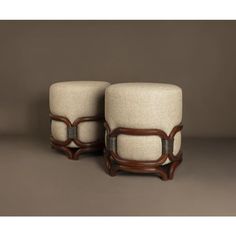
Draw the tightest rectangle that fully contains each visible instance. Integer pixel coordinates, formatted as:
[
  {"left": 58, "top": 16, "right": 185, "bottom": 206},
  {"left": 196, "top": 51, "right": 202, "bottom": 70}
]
[
  {"left": 104, "top": 122, "right": 183, "bottom": 180},
  {"left": 50, "top": 113, "right": 104, "bottom": 160}
]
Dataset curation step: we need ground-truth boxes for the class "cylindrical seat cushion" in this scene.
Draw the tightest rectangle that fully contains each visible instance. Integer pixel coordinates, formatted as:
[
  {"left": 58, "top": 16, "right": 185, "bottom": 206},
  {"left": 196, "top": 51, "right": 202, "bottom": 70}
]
[
  {"left": 105, "top": 83, "right": 182, "bottom": 165},
  {"left": 50, "top": 81, "right": 110, "bottom": 148}
]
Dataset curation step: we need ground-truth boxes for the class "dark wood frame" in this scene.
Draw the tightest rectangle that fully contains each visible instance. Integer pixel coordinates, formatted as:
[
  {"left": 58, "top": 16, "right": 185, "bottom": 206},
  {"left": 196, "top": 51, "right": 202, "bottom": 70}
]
[
  {"left": 104, "top": 122, "right": 183, "bottom": 180},
  {"left": 50, "top": 113, "right": 104, "bottom": 160}
]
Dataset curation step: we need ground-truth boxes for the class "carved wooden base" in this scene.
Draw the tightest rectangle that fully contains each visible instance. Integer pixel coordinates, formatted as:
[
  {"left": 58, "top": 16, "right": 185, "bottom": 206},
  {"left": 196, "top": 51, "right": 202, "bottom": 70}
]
[
  {"left": 51, "top": 142, "right": 103, "bottom": 160},
  {"left": 50, "top": 113, "right": 104, "bottom": 160},
  {"left": 104, "top": 151, "right": 183, "bottom": 180},
  {"left": 104, "top": 122, "right": 183, "bottom": 180}
]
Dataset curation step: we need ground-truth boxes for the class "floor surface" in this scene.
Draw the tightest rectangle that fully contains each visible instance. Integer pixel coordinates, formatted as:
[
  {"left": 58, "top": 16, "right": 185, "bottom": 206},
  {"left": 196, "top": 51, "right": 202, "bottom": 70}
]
[{"left": 0, "top": 136, "right": 236, "bottom": 216}]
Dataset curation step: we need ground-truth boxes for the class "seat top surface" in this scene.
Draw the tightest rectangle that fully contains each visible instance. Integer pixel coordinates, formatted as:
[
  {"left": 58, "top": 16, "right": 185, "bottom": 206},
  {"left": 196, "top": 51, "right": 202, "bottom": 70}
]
[
  {"left": 106, "top": 82, "right": 181, "bottom": 93},
  {"left": 50, "top": 81, "right": 110, "bottom": 89}
]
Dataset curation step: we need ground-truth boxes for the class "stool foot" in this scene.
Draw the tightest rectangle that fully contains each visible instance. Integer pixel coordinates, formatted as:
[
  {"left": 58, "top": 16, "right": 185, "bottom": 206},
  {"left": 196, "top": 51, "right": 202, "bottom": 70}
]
[
  {"left": 104, "top": 152, "right": 118, "bottom": 176},
  {"left": 51, "top": 143, "right": 80, "bottom": 160},
  {"left": 51, "top": 143, "right": 103, "bottom": 160},
  {"left": 104, "top": 152, "right": 183, "bottom": 181},
  {"left": 167, "top": 158, "right": 183, "bottom": 180}
]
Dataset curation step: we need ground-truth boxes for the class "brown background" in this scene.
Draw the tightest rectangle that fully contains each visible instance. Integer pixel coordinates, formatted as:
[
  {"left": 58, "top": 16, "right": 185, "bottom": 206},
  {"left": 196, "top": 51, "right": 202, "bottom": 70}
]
[
  {"left": 0, "top": 21, "right": 236, "bottom": 216},
  {"left": 0, "top": 21, "right": 236, "bottom": 139}
]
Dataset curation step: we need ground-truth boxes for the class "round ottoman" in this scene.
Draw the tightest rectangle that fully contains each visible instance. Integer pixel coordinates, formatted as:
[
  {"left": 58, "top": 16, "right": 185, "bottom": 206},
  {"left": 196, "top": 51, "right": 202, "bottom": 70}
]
[
  {"left": 49, "top": 81, "right": 110, "bottom": 160},
  {"left": 104, "top": 83, "right": 183, "bottom": 180}
]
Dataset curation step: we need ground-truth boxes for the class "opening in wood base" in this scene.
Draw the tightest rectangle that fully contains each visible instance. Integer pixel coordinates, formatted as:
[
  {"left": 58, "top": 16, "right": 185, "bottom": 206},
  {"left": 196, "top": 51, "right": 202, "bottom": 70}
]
[
  {"left": 104, "top": 151, "right": 183, "bottom": 181},
  {"left": 51, "top": 142, "right": 103, "bottom": 160}
]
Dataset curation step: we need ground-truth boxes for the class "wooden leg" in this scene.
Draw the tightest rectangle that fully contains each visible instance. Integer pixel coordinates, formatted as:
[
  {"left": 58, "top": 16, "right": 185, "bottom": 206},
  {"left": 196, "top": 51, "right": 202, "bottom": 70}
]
[
  {"left": 109, "top": 165, "right": 118, "bottom": 176},
  {"left": 167, "top": 158, "right": 183, "bottom": 180},
  {"left": 155, "top": 166, "right": 169, "bottom": 181},
  {"left": 160, "top": 158, "right": 183, "bottom": 180},
  {"left": 51, "top": 143, "right": 75, "bottom": 159},
  {"left": 104, "top": 151, "right": 183, "bottom": 180},
  {"left": 104, "top": 152, "right": 118, "bottom": 176},
  {"left": 51, "top": 142, "right": 103, "bottom": 160}
]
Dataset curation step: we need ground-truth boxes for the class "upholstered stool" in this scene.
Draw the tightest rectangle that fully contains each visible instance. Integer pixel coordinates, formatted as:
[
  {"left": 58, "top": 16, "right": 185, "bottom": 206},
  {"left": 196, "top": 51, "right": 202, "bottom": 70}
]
[
  {"left": 49, "top": 81, "right": 110, "bottom": 160},
  {"left": 104, "top": 83, "right": 183, "bottom": 180}
]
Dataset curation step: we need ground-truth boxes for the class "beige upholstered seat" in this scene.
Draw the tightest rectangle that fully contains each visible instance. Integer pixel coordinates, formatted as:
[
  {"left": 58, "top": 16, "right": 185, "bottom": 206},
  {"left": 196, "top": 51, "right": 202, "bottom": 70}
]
[
  {"left": 50, "top": 81, "right": 110, "bottom": 148},
  {"left": 105, "top": 83, "right": 182, "bottom": 165}
]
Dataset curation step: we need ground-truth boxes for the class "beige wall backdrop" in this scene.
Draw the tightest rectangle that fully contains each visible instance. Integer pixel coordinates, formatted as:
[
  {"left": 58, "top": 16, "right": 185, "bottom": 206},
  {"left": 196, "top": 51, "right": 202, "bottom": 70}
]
[{"left": 0, "top": 21, "right": 236, "bottom": 138}]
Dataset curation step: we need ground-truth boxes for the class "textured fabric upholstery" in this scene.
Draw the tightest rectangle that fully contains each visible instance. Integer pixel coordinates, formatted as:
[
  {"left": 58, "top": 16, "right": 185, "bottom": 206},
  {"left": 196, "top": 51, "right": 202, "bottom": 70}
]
[
  {"left": 105, "top": 83, "right": 182, "bottom": 164},
  {"left": 50, "top": 81, "right": 110, "bottom": 148}
]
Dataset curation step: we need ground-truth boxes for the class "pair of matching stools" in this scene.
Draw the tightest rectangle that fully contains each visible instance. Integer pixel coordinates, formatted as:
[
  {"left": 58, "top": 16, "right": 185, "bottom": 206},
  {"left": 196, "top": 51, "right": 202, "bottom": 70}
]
[{"left": 49, "top": 81, "right": 183, "bottom": 180}]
